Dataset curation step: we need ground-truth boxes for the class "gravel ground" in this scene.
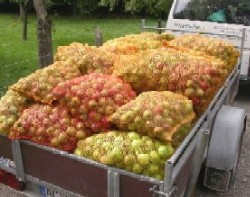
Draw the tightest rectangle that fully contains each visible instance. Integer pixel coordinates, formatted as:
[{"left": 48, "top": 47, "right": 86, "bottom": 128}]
[{"left": 0, "top": 85, "right": 249, "bottom": 197}]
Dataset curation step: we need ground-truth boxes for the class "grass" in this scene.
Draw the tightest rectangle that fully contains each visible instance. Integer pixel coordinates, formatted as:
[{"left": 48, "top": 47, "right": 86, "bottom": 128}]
[{"left": 0, "top": 13, "right": 161, "bottom": 96}]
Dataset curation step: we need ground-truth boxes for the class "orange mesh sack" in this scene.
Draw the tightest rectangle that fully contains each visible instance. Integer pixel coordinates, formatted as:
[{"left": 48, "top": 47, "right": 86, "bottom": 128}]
[
  {"left": 169, "top": 34, "right": 240, "bottom": 71},
  {"left": 0, "top": 90, "right": 32, "bottom": 135},
  {"left": 111, "top": 91, "right": 195, "bottom": 143},
  {"left": 53, "top": 73, "right": 136, "bottom": 132},
  {"left": 101, "top": 32, "right": 174, "bottom": 55},
  {"left": 54, "top": 42, "right": 114, "bottom": 74},
  {"left": 74, "top": 131, "right": 175, "bottom": 180},
  {"left": 113, "top": 48, "right": 225, "bottom": 114},
  {"left": 10, "top": 60, "right": 81, "bottom": 104},
  {"left": 9, "top": 104, "right": 89, "bottom": 151}
]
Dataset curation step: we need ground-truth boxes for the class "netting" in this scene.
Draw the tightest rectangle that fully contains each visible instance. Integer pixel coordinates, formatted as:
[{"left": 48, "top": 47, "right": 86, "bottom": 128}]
[
  {"left": 10, "top": 60, "right": 81, "bottom": 104},
  {"left": 54, "top": 42, "right": 114, "bottom": 75},
  {"left": 75, "top": 131, "right": 175, "bottom": 180},
  {"left": 101, "top": 32, "right": 174, "bottom": 55},
  {"left": 9, "top": 104, "right": 90, "bottom": 151},
  {"left": 169, "top": 34, "right": 239, "bottom": 71},
  {"left": 111, "top": 91, "right": 195, "bottom": 144},
  {"left": 0, "top": 90, "right": 32, "bottom": 135},
  {"left": 113, "top": 48, "right": 226, "bottom": 114},
  {"left": 53, "top": 73, "right": 136, "bottom": 132}
]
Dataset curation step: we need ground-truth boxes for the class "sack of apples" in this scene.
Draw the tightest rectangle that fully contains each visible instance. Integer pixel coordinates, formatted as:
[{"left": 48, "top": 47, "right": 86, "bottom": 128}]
[
  {"left": 9, "top": 104, "right": 89, "bottom": 151},
  {"left": 74, "top": 131, "right": 175, "bottom": 180},
  {"left": 0, "top": 90, "right": 32, "bottom": 135},
  {"left": 111, "top": 91, "right": 195, "bottom": 145},
  {"left": 169, "top": 34, "right": 240, "bottom": 71},
  {"left": 113, "top": 48, "right": 225, "bottom": 115},
  {"left": 101, "top": 32, "right": 174, "bottom": 55},
  {"left": 10, "top": 60, "right": 81, "bottom": 105},
  {"left": 54, "top": 42, "right": 114, "bottom": 75},
  {"left": 53, "top": 73, "right": 136, "bottom": 132}
]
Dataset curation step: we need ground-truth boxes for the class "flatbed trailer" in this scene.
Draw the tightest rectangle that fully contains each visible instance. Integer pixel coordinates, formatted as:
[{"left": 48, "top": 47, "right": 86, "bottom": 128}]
[{"left": 0, "top": 32, "right": 247, "bottom": 197}]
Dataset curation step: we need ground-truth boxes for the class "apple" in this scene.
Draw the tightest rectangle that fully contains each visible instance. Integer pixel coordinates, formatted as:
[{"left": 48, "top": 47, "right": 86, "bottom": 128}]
[
  {"left": 158, "top": 145, "right": 174, "bottom": 159},
  {"left": 132, "top": 163, "right": 143, "bottom": 174},
  {"left": 149, "top": 150, "right": 161, "bottom": 163},
  {"left": 131, "top": 139, "right": 143, "bottom": 149},
  {"left": 137, "top": 154, "right": 150, "bottom": 165}
]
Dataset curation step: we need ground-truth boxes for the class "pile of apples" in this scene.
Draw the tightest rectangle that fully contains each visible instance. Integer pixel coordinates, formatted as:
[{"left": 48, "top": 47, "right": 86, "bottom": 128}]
[
  {"left": 10, "top": 60, "right": 81, "bottom": 104},
  {"left": 111, "top": 91, "right": 195, "bottom": 143},
  {"left": 0, "top": 90, "right": 31, "bottom": 135},
  {"left": 74, "top": 131, "right": 174, "bottom": 180},
  {"left": 9, "top": 104, "right": 89, "bottom": 151},
  {"left": 53, "top": 73, "right": 136, "bottom": 132},
  {"left": 169, "top": 34, "right": 240, "bottom": 71},
  {"left": 54, "top": 42, "right": 114, "bottom": 75}
]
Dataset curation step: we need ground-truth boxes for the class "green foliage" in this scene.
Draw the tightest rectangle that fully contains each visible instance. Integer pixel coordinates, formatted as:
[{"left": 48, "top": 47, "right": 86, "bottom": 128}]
[
  {"left": 74, "top": 0, "right": 100, "bottom": 16},
  {"left": 99, "top": 0, "right": 173, "bottom": 18}
]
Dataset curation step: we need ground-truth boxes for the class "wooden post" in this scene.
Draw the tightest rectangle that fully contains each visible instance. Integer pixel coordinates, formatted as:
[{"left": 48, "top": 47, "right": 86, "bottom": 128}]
[
  {"left": 94, "top": 27, "right": 103, "bottom": 47},
  {"left": 157, "top": 19, "right": 162, "bottom": 34},
  {"left": 33, "top": 0, "right": 53, "bottom": 68}
]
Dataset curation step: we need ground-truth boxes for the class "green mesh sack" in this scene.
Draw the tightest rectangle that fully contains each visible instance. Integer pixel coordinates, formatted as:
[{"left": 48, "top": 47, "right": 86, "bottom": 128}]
[{"left": 74, "top": 131, "right": 175, "bottom": 180}]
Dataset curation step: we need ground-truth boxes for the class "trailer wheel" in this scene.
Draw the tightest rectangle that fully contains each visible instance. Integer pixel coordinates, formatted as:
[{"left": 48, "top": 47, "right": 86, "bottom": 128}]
[{"left": 204, "top": 106, "right": 246, "bottom": 192}]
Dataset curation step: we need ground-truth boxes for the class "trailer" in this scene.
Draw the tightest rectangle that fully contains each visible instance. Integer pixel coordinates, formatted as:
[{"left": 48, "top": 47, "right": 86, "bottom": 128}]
[{"left": 0, "top": 32, "right": 247, "bottom": 197}]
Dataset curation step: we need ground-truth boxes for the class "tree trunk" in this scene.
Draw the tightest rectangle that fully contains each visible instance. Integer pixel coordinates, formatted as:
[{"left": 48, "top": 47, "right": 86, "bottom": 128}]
[
  {"left": 33, "top": 0, "right": 53, "bottom": 68},
  {"left": 22, "top": 3, "right": 28, "bottom": 40},
  {"left": 72, "top": 0, "right": 77, "bottom": 17},
  {"left": 20, "top": 1, "right": 24, "bottom": 21}
]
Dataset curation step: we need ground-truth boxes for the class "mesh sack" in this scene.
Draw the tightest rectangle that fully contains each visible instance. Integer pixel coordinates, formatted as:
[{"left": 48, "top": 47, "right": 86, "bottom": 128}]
[
  {"left": 53, "top": 73, "right": 136, "bottom": 132},
  {"left": 111, "top": 91, "right": 195, "bottom": 143},
  {"left": 113, "top": 48, "right": 225, "bottom": 114},
  {"left": 169, "top": 34, "right": 240, "bottom": 71},
  {"left": 74, "top": 131, "right": 175, "bottom": 180},
  {"left": 9, "top": 104, "right": 90, "bottom": 151},
  {"left": 101, "top": 32, "right": 174, "bottom": 55},
  {"left": 54, "top": 42, "right": 114, "bottom": 74},
  {"left": 0, "top": 90, "right": 32, "bottom": 135},
  {"left": 10, "top": 60, "right": 81, "bottom": 104}
]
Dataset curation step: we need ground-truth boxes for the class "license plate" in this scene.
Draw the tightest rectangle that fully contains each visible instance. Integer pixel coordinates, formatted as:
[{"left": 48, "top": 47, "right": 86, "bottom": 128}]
[{"left": 39, "top": 186, "right": 68, "bottom": 197}]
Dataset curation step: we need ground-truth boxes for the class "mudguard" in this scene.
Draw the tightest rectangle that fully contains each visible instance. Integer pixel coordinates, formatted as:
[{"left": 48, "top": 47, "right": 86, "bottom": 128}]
[
  {"left": 206, "top": 105, "right": 246, "bottom": 170},
  {"left": 204, "top": 105, "right": 246, "bottom": 191}
]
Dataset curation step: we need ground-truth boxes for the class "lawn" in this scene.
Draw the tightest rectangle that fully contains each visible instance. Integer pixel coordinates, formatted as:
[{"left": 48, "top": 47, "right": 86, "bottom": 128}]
[{"left": 0, "top": 13, "right": 161, "bottom": 96}]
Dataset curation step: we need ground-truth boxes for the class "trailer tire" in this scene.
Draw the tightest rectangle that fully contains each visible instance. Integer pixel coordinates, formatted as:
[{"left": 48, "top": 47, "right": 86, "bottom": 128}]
[{"left": 204, "top": 105, "right": 246, "bottom": 192}]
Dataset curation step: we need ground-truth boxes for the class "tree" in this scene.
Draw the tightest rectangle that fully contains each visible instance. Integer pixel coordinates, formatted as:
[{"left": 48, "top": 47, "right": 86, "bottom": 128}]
[
  {"left": 99, "top": 0, "right": 173, "bottom": 18},
  {"left": 33, "top": 0, "right": 53, "bottom": 68},
  {"left": 20, "top": 0, "right": 32, "bottom": 40}
]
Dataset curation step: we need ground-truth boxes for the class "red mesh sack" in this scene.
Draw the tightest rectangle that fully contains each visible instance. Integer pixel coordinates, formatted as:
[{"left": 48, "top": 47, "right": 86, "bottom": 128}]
[
  {"left": 53, "top": 73, "right": 136, "bottom": 132},
  {"left": 9, "top": 104, "right": 89, "bottom": 151}
]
